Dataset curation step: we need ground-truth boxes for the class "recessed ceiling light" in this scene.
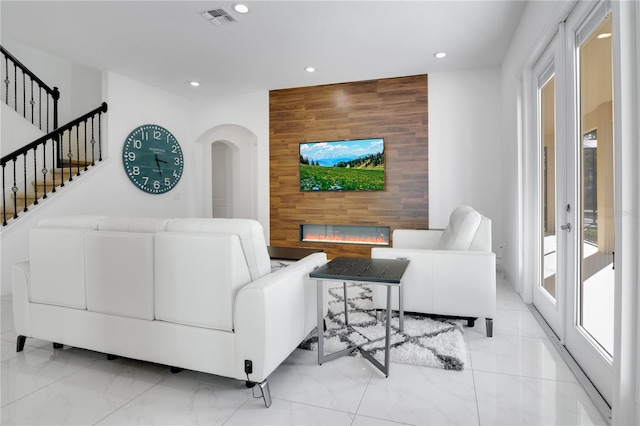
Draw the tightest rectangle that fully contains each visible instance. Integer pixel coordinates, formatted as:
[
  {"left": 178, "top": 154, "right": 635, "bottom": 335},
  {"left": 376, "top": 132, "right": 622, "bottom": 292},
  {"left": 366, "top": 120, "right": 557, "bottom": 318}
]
[
  {"left": 305, "top": 67, "right": 316, "bottom": 73},
  {"left": 434, "top": 52, "right": 447, "bottom": 59},
  {"left": 597, "top": 32, "right": 611, "bottom": 39},
  {"left": 190, "top": 81, "right": 200, "bottom": 87},
  {"left": 233, "top": 3, "right": 249, "bottom": 14}
]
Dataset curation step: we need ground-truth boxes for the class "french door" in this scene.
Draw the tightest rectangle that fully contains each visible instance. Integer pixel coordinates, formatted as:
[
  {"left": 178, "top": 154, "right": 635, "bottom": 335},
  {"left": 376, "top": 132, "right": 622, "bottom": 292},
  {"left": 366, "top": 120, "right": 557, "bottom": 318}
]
[{"left": 532, "top": 0, "right": 614, "bottom": 405}]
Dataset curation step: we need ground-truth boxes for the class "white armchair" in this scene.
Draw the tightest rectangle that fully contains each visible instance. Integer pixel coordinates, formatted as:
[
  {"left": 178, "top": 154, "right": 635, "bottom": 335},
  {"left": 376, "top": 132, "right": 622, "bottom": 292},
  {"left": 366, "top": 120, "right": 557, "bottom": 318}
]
[{"left": 371, "top": 206, "right": 496, "bottom": 336}]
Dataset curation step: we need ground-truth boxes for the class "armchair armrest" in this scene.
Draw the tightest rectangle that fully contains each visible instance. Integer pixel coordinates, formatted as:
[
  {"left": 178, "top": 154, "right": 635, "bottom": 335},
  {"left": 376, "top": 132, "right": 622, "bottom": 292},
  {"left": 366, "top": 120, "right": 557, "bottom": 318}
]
[
  {"left": 392, "top": 229, "right": 443, "bottom": 249},
  {"left": 233, "top": 252, "right": 327, "bottom": 381}
]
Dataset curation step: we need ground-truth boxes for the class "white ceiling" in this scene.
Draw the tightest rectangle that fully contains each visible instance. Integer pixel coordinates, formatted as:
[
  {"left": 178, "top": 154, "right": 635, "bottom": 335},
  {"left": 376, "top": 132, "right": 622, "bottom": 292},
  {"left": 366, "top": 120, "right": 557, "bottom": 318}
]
[{"left": 1, "top": 1, "right": 527, "bottom": 99}]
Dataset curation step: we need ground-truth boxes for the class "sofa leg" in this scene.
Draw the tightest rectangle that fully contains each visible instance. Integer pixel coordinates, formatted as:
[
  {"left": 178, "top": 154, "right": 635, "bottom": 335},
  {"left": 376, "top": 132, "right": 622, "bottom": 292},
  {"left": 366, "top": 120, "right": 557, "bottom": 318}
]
[
  {"left": 258, "top": 379, "right": 272, "bottom": 408},
  {"left": 246, "top": 379, "right": 272, "bottom": 408},
  {"left": 53, "top": 342, "right": 63, "bottom": 349},
  {"left": 107, "top": 354, "right": 118, "bottom": 361},
  {"left": 467, "top": 318, "right": 476, "bottom": 327},
  {"left": 16, "top": 335, "right": 27, "bottom": 352},
  {"left": 486, "top": 318, "right": 493, "bottom": 337},
  {"left": 170, "top": 367, "right": 183, "bottom": 374}
]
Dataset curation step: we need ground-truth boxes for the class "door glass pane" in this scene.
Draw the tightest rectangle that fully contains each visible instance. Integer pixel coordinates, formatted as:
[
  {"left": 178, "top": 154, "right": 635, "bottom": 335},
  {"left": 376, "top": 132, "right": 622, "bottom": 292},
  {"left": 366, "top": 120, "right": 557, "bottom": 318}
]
[
  {"left": 541, "top": 76, "right": 557, "bottom": 300},
  {"left": 579, "top": 14, "right": 614, "bottom": 356}
]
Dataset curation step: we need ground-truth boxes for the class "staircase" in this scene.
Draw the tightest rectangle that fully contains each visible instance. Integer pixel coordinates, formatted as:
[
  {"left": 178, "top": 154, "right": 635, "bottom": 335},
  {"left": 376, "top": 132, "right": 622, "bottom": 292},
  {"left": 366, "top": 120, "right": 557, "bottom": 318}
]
[{"left": 1, "top": 45, "right": 108, "bottom": 226}]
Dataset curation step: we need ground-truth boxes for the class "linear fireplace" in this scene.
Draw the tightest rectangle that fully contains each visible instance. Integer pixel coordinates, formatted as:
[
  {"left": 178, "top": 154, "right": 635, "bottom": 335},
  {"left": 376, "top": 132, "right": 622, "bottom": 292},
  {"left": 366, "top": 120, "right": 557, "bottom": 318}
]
[{"left": 300, "top": 224, "right": 390, "bottom": 246}]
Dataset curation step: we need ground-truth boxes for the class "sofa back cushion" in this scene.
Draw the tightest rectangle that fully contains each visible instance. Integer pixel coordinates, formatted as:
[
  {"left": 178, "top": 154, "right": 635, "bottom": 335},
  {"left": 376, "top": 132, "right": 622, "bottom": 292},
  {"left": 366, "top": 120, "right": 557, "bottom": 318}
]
[
  {"left": 166, "top": 218, "right": 270, "bottom": 280},
  {"left": 437, "top": 206, "right": 482, "bottom": 251},
  {"left": 154, "top": 232, "right": 252, "bottom": 331},
  {"left": 29, "top": 215, "right": 104, "bottom": 309},
  {"left": 84, "top": 230, "right": 156, "bottom": 320}
]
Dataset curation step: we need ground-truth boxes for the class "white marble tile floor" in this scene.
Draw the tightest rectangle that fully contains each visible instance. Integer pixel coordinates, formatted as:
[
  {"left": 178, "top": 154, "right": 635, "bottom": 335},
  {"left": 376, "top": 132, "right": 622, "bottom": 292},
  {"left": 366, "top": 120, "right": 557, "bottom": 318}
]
[{"left": 0, "top": 276, "right": 607, "bottom": 425}]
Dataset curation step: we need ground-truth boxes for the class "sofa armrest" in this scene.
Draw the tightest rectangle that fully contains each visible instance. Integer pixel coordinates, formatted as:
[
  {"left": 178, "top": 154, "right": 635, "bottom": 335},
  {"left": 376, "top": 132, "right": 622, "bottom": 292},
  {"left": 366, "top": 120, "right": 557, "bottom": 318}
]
[
  {"left": 392, "top": 229, "right": 442, "bottom": 249},
  {"left": 371, "top": 248, "right": 495, "bottom": 319},
  {"left": 233, "top": 252, "right": 327, "bottom": 382}
]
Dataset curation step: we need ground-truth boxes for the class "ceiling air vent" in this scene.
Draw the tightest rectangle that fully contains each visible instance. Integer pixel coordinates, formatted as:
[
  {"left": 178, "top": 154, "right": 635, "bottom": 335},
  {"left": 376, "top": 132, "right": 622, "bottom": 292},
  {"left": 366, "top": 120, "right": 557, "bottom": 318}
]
[{"left": 201, "top": 8, "right": 237, "bottom": 26}]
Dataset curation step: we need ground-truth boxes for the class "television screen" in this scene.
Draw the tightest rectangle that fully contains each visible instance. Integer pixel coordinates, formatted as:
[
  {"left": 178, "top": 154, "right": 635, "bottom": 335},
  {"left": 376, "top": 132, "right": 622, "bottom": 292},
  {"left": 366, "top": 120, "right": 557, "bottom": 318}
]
[{"left": 299, "top": 138, "right": 385, "bottom": 191}]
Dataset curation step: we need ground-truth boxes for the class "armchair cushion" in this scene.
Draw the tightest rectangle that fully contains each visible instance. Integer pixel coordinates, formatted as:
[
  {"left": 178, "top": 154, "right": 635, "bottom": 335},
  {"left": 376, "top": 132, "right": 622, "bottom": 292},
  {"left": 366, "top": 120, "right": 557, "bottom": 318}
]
[{"left": 436, "top": 206, "right": 482, "bottom": 250}]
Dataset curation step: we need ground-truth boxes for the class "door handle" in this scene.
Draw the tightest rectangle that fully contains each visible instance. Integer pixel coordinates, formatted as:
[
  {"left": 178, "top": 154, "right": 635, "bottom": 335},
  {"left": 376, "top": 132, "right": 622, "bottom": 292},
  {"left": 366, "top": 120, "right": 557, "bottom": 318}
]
[{"left": 560, "top": 223, "right": 572, "bottom": 232}]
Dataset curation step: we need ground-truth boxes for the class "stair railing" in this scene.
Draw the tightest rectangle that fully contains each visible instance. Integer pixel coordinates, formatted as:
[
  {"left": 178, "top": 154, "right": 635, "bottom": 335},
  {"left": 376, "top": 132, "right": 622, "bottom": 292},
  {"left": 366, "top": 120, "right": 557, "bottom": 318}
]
[
  {"left": 1, "top": 102, "right": 108, "bottom": 226},
  {"left": 1, "top": 46, "right": 59, "bottom": 132}
]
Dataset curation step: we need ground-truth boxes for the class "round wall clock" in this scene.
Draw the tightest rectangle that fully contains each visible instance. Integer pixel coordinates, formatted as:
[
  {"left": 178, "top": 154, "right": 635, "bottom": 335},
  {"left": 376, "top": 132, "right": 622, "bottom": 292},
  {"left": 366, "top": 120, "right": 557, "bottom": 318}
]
[{"left": 122, "top": 124, "right": 184, "bottom": 194}]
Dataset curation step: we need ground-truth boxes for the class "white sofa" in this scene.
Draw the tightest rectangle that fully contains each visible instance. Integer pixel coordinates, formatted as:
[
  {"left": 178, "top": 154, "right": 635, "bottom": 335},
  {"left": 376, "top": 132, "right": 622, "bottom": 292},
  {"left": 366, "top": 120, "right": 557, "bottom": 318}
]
[
  {"left": 12, "top": 215, "right": 327, "bottom": 407},
  {"left": 371, "top": 206, "right": 496, "bottom": 336}
]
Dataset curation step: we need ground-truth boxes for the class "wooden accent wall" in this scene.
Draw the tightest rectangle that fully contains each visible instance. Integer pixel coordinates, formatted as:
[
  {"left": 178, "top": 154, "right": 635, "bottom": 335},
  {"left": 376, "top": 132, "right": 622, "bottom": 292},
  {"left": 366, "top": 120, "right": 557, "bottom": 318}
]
[{"left": 269, "top": 75, "right": 428, "bottom": 259}]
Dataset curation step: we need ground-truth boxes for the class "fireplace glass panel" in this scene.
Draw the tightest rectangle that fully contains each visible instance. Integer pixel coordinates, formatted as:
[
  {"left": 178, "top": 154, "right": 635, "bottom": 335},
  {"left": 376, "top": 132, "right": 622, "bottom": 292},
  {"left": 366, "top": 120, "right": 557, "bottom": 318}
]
[{"left": 300, "top": 224, "right": 390, "bottom": 246}]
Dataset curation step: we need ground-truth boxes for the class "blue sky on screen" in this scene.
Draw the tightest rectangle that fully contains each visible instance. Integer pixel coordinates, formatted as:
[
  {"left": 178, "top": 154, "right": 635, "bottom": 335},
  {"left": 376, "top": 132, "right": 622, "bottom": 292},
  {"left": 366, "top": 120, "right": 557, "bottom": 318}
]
[{"left": 300, "top": 138, "right": 383, "bottom": 166}]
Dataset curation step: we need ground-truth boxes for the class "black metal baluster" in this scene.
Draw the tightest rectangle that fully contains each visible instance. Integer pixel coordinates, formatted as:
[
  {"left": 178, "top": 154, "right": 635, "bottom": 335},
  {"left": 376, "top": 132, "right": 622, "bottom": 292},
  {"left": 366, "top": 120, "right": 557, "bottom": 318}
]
[
  {"left": 4, "top": 56, "right": 8, "bottom": 105},
  {"left": 13, "top": 63, "right": 17, "bottom": 112},
  {"left": 46, "top": 95, "right": 50, "bottom": 133},
  {"left": 32, "top": 147, "right": 38, "bottom": 205},
  {"left": 11, "top": 159, "right": 18, "bottom": 218},
  {"left": 30, "top": 79, "right": 35, "bottom": 124},
  {"left": 98, "top": 111, "right": 103, "bottom": 162},
  {"left": 38, "top": 88, "right": 42, "bottom": 130},
  {"left": 67, "top": 130, "right": 73, "bottom": 181},
  {"left": 22, "top": 71, "right": 26, "bottom": 118},
  {"left": 76, "top": 124, "right": 81, "bottom": 176},
  {"left": 83, "top": 120, "right": 88, "bottom": 170},
  {"left": 41, "top": 139, "right": 48, "bottom": 199},
  {"left": 22, "top": 154, "right": 28, "bottom": 212},
  {"left": 2, "top": 163, "right": 7, "bottom": 225},
  {"left": 52, "top": 135, "right": 58, "bottom": 191},
  {"left": 90, "top": 116, "right": 96, "bottom": 165}
]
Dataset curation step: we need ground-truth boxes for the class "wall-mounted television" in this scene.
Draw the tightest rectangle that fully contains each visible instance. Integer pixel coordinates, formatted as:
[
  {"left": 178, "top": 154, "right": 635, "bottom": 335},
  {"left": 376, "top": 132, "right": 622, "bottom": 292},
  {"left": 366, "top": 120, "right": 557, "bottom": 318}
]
[{"left": 299, "top": 138, "right": 385, "bottom": 191}]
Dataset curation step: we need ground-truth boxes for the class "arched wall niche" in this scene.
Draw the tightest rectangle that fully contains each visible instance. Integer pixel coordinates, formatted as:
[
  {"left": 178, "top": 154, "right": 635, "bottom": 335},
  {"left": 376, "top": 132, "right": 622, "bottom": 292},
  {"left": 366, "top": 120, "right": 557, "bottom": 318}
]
[{"left": 194, "top": 124, "right": 257, "bottom": 220}]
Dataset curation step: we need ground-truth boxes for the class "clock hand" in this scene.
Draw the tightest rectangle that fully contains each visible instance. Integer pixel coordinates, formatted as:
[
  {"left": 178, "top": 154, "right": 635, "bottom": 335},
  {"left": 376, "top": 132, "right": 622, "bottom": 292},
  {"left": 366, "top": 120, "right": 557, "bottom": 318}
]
[{"left": 154, "top": 154, "right": 163, "bottom": 174}]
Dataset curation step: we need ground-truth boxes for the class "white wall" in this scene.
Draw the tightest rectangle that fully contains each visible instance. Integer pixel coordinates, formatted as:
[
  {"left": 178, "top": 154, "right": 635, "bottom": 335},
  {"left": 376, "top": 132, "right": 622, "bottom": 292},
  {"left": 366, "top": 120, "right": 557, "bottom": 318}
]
[
  {"left": 428, "top": 68, "right": 503, "bottom": 254},
  {"left": 190, "top": 92, "right": 270, "bottom": 234}
]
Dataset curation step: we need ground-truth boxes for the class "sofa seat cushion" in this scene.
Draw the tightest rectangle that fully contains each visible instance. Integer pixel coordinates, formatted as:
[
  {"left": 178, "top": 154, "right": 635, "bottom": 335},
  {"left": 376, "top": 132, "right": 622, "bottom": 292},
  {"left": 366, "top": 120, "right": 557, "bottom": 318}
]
[
  {"left": 85, "top": 231, "right": 155, "bottom": 320},
  {"left": 437, "top": 206, "right": 482, "bottom": 251},
  {"left": 155, "top": 232, "right": 252, "bottom": 331}
]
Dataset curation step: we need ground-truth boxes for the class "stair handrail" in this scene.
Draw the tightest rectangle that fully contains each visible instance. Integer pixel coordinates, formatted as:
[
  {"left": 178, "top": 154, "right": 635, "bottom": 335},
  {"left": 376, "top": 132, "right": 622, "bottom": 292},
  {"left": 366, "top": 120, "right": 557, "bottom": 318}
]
[
  {"left": 1, "top": 45, "right": 60, "bottom": 131},
  {"left": 1, "top": 102, "right": 108, "bottom": 226}
]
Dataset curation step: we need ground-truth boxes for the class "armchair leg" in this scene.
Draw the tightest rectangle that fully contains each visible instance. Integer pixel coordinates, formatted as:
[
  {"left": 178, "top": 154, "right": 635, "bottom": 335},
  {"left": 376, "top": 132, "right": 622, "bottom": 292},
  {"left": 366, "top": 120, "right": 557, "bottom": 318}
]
[{"left": 485, "top": 318, "right": 493, "bottom": 337}]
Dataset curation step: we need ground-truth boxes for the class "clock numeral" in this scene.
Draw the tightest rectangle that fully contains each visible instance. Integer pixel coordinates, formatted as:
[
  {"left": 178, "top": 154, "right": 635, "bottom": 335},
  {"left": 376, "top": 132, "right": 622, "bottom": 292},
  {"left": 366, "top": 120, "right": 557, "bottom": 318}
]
[
  {"left": 132, "top": 166, "right": 140, "bottom": 176},
  {"left": 173, "top": 170, "right": 180, "bottom": 178},
  {"left": 141, "top": 131, "right": 148, "bottom": 141},
  {"left": 127, "top": 152, "right": 136, "bottom": 161},
  {"left": 133, "top": 139, "right": 142, "bottom": 149},
  {"left": 142, "top": 177, "right": 149, "bottom": 186},
  {"left": 153, "top": 130, "right": 162, "bottom": 140},
  {"left": 153, "top": 181, "right": 161, "bottom": 190},
  {"left": 174, "top": 157, "right": 181, "bottom": 166},
  {"left": 165, "top": 178, "right": 171, "bottom": 186},
  {"left": 172, "top": 144, "right": 179, "bottom": 153}
]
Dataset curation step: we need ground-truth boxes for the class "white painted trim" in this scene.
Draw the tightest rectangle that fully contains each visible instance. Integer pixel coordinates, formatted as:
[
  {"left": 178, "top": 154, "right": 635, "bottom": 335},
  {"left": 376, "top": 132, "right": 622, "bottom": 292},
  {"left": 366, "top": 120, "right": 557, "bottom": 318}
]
[{"left": 611, "top": 0, "right": 640, "bottom": 424}]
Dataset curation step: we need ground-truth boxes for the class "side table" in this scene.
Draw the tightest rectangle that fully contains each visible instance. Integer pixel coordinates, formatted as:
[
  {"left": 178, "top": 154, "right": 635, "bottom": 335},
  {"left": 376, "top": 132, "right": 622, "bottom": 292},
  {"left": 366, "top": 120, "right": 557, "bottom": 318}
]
[{"left": 308, "top": 257, "right": 410, "bottom": 377}]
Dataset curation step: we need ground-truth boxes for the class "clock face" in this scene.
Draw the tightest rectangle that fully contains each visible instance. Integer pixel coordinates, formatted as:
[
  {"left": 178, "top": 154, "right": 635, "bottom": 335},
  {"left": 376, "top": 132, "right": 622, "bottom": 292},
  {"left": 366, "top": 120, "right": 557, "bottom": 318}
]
[{"left": 122, "top": 124, "right": 184, "bottom": 194}]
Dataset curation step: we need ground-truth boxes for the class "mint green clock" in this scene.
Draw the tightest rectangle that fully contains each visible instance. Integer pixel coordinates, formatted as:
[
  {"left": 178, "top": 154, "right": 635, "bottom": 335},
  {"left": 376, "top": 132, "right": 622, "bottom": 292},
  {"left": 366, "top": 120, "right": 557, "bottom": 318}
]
[{"left": 122, "top": 124, "right": 184, "bottom": 194}]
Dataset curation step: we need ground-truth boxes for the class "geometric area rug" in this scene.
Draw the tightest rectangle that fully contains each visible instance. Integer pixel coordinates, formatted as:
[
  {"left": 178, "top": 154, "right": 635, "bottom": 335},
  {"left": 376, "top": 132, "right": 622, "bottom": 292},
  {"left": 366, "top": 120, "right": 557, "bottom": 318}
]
[{"left": 298, "top": 283, "right": 467, "bottom": 371}]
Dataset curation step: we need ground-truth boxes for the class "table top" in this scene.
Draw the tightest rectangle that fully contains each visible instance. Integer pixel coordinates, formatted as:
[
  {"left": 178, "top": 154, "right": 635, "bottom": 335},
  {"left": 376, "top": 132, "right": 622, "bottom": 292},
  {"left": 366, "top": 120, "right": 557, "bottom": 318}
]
[{"left": 309, "top": 257, "right": 410, "bottom": 284}]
